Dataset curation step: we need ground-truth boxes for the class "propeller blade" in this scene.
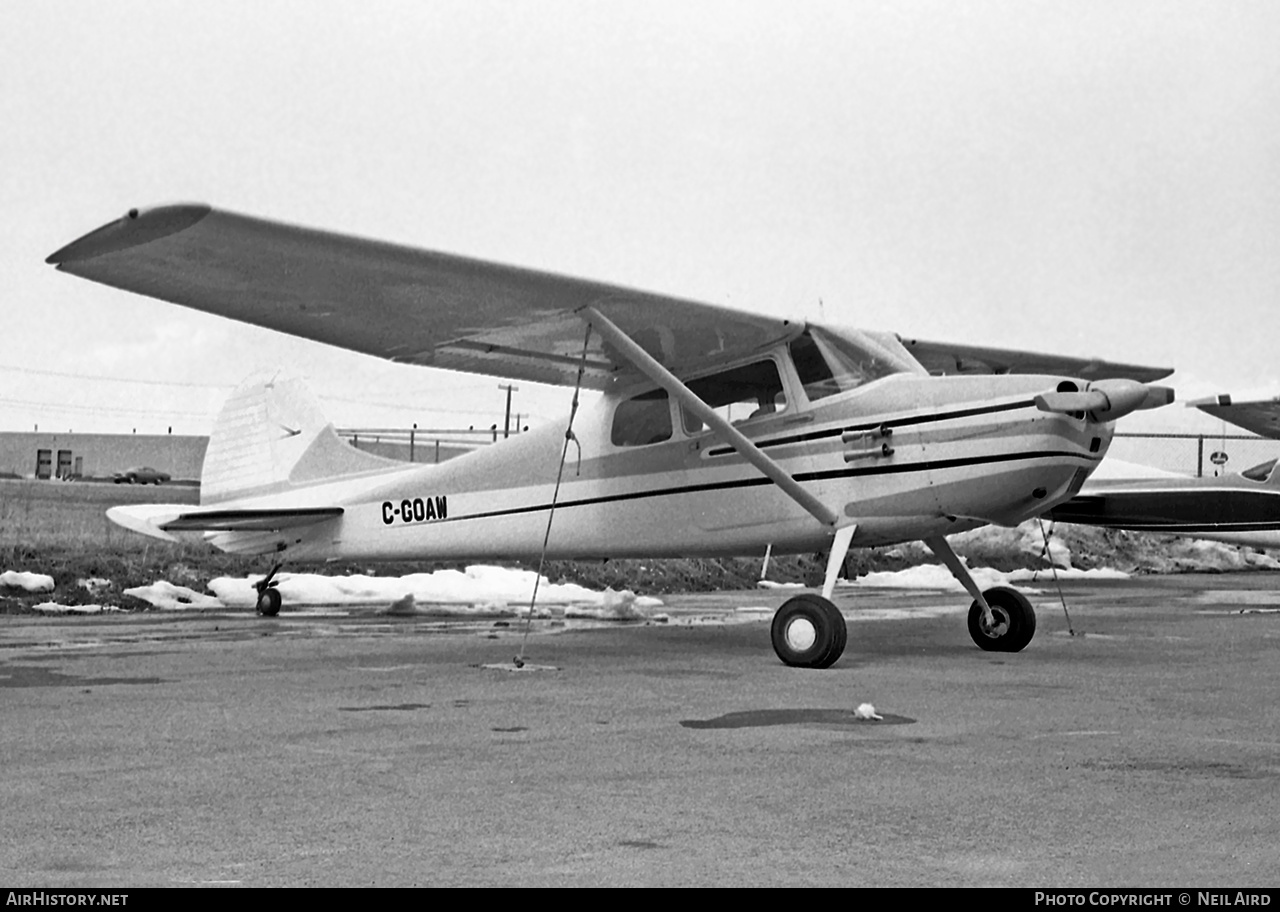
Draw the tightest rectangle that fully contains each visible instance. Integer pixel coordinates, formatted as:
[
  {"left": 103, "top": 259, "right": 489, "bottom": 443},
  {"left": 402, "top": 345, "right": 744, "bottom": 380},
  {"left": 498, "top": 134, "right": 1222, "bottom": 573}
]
[
  {"left": 1137, "top": 385, "right": 1175, "bottom": 410},
  {"left": 1035, "top": 380, "right": 1175, "bottom": 421}
]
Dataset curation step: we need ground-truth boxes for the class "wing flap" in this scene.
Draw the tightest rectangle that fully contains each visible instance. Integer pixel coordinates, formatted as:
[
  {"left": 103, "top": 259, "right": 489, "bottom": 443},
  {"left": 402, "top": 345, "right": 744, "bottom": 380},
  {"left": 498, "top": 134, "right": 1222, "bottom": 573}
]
[{"left": 49, "top": 205, "right": 795, "bottom": 388}]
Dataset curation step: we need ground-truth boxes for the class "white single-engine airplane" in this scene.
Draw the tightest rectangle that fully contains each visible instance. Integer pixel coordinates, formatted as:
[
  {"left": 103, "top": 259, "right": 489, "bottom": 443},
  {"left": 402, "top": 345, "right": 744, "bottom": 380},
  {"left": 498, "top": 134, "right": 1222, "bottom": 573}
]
[{"left": 49, "top": 204, "right": 1175, "bottom": 667}]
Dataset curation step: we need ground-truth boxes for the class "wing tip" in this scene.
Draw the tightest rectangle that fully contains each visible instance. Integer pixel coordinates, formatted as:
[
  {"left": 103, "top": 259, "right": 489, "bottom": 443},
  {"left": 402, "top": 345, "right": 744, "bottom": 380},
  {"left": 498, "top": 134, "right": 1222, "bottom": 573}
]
[{"left": 47, "top": 203, "right": 213, "bottom": 265}]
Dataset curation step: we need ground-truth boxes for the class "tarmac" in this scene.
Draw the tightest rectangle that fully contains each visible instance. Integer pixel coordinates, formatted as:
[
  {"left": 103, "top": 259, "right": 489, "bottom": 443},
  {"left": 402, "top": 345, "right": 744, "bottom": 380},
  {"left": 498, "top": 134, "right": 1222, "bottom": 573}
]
[{"left": 2, "top": 573, "right": 1278, "bottom": 887}]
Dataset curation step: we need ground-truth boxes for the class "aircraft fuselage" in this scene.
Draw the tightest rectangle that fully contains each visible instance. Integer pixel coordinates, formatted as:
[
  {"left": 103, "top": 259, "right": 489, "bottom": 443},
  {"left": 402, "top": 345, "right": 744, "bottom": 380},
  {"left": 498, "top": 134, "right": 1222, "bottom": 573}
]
[{"left": 209, "top": 372, "right": 1111, "bottom": 561}]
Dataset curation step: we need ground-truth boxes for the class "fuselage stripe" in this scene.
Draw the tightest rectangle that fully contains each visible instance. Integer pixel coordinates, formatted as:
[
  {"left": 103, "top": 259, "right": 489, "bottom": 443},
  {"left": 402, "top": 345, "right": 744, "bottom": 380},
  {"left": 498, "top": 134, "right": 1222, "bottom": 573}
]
[
  {"left": 425, "top": 447, "right": 1096, "bottom": 525},
  {"left": 705, "top": 398, "right": 1039, "bottom": 456},
  {"left": 1052, "top": 522, "right": 1280, "bottom": 532}
]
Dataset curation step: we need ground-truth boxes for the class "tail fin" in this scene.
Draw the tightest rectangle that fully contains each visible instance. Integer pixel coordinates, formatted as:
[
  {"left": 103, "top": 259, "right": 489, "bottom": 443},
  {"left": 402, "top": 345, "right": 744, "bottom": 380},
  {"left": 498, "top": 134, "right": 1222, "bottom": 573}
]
[{"left": 201, "top": 373, "right": 403, "bottom": 504}]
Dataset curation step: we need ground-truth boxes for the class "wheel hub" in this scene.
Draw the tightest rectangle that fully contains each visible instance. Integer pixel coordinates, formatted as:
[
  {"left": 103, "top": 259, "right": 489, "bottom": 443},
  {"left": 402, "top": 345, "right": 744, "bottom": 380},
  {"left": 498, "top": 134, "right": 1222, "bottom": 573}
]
[
  {"left": 980, "top": 607, "right": 1010, "bottom": 638},
  {"left": 784, "top": 617, "right": 817, "bottom": 652}
]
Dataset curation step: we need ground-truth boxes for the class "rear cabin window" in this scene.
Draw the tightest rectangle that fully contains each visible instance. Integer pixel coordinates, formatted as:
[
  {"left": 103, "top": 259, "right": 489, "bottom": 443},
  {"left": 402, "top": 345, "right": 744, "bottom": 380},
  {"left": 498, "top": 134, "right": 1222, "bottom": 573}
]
[
  {"left": 611, "top": 389, "right": 673, "bottom": 446},
  {"left": 681, "top": 360, "right": 787, "bottom": 435},
  {"left": 789, "top": 328, "right": 894, "bottom": 401}
]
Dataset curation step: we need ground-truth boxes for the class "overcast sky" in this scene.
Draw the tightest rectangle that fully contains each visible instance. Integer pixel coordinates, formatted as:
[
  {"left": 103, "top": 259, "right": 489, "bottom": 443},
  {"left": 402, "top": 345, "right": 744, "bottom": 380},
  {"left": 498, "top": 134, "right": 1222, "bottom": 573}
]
[{"left": 4, "top": 0, "right": 1279, "bottom": 437}]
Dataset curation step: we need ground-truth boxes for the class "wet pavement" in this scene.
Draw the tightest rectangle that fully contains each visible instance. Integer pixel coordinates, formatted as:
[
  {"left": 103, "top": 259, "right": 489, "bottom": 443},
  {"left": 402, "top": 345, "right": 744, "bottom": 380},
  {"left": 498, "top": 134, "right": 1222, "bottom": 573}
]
[{"left": 2, "top": 573, "right": 1278, "bottom": 886}]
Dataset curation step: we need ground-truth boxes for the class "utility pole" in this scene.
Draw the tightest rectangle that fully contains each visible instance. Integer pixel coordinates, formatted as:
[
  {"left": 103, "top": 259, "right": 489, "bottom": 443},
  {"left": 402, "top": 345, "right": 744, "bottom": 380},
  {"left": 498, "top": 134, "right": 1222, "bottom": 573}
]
[{"left": 498, "top": 384, "right": 519, "bottom": 439}]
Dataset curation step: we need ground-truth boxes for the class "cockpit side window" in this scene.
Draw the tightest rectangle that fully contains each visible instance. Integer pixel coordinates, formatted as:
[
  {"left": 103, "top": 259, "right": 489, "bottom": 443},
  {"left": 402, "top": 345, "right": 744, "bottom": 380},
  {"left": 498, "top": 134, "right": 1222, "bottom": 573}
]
[
  {"left": 1241, "top": 458, "right": 1277, "bottom": 482},
  {"left": 680, "top": 360, "right": 787, "bottom": 434},
  {"left": 611, "top": 388, "right": 673, "bottom": 447},
  {"left": 789, "top": 328, "right": 899, "bottom": 401}
]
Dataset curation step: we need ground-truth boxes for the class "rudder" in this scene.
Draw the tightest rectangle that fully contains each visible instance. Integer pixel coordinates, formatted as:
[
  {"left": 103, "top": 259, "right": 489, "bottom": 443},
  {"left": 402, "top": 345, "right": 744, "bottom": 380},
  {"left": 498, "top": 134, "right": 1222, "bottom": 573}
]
[{"left": 201, "top": 373, "right": 403, "bottom": 505}]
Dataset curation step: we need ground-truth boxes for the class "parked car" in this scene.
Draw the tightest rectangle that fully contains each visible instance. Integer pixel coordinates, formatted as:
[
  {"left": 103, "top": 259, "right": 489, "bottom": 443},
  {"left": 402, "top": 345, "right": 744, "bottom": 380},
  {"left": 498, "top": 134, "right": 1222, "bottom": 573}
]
[{"left": 113, "top": 466, "right": 171, "bottom": 485}]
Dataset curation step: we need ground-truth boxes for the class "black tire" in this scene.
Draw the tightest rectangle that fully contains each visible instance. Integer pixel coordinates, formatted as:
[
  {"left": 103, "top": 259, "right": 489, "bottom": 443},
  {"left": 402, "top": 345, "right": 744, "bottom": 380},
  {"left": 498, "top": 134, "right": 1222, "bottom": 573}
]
[
  {"left": 257, "top": 587, "right": 282, "bottom": 617},
  {"left": 967, "top": 586, "right": 1036, "bottom": 652},
  {"left": 771, "top": 594, "right": 847, "bottom": 668}
]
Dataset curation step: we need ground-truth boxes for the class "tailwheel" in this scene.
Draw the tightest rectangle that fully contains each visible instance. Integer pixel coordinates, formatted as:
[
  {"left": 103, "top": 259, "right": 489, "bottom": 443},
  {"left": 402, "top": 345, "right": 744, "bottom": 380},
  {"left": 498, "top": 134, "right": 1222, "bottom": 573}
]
[
  {"left": 256, "top": 587, "right": 282, "bottom": 617},
  {"left": 967, "top": 586, "right": 1036, "bottom": 653},
  {"left": 771, "top": 594, "right": 847, "bottom": 668}
]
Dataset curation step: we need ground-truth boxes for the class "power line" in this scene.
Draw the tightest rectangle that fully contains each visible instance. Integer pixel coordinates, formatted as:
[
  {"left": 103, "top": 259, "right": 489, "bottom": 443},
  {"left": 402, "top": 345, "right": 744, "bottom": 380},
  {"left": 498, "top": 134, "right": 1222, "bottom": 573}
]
[
  {"left": 0, "top": 396, "right": 213, "bottom": 420},
  {"left": 0, "top": 365, "right": 571, "bottom": 419},
  {"left": 0, "top": 365, "right": 231, "bottom": 390}
]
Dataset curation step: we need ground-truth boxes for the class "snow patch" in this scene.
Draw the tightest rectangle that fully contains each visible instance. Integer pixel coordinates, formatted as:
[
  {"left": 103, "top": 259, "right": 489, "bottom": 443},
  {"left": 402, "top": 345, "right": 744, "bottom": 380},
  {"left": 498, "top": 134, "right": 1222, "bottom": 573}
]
[
  {"left": 845, "top": 563, "right": 1034, "bottom": 592},
  {"left": 1005, "top": 567, "right": 1131, "bottom": 582},
  {"left": 565, "top": 588, "right": 656, "bottom": 620},
  {"left": 31, "top": 602, "right": 119, "bottom": 615},
  {"left": 123, "top": 581, "right": 223, "bottom": 610},
  {"left": 206, "top": 565, "right": 662, "bottom": 615},
  {"left": 1, "top": 571, "right": 55, "bottom": 593},
  {"left": 845, "top": 562, "right": 1131, "bottom": 591}
]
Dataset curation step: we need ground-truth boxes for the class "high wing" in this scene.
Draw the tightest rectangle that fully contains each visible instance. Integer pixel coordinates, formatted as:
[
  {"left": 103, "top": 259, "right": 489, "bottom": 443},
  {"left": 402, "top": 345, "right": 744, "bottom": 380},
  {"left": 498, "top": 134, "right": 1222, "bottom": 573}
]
[
  {"left": 900, "top": 337, "right": 1173, "bottom": 383},
  {"left": 47, "top": 204, "right": 797, "bottom": 389},
  {"left": 1189, "top": 395, "right": 1280, "bottom": 439}
]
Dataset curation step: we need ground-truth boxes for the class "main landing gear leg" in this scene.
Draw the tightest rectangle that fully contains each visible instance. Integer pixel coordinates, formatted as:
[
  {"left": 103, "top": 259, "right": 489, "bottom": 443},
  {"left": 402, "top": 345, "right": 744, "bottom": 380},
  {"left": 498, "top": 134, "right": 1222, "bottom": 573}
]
[
  {"left": 770, "top": 524, "right": 855, "bottom": 669},
  {"left": 254, "top": 559, "right": 285, "bottom": 617},
  {"left": 924, "top": 535, "right": 1036, "bottom": 652}
]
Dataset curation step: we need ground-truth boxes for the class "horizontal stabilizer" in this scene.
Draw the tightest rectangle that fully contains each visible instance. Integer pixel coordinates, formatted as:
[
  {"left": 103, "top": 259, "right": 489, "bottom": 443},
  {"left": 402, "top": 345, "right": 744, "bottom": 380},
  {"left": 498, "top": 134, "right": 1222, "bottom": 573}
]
[
  {"left": 107, "top": 504, "right": 343, "bottom": 539},
  {"left": 105, "top": 504, "right": 186, "bottom": 542},
  {"left": 161, "top": 507, "right": 344, "bottom": 532}
]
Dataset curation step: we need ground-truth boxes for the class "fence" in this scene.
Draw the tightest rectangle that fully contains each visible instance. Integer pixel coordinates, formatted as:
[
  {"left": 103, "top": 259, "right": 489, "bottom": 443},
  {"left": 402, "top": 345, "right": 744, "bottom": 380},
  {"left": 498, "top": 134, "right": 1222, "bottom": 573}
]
[
  {"left": 1110, "top": 432, "right": 1280, "bottom": 478},
  {"left": 335, "top": 426, "right": 512, "bottom": 464}
]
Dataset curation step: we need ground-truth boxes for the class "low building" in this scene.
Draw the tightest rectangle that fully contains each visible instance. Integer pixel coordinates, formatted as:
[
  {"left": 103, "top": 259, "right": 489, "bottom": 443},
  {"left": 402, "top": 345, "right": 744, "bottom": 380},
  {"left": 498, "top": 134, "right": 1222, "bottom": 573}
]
[
  {"left": 0, "top": 428, "right": 488, "bottom": 482},
  {"left": 0, "top": 431, "right": 207, "bottom": 481}
]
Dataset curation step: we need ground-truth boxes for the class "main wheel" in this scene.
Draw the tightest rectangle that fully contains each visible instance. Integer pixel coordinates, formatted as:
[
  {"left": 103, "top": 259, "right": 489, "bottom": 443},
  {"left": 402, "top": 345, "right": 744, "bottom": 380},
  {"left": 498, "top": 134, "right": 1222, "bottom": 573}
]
[
  {"left": 771, "top": 594, "right": 847, "bottom": 668},
  {"left": 967, "top": 586, "right": 1036, "bottom": 652},
  {"left": 256, "top": 587, "right": 282, "bottom": 617}
]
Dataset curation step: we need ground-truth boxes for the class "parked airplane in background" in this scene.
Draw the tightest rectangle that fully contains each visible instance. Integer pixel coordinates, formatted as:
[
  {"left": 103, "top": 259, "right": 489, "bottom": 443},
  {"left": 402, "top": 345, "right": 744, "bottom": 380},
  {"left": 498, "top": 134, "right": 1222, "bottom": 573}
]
[
  {"left": 1050, "top": 395, "right": 1280, "bottom": 550},
  {"left": 48, "top": 204, "right": 1173, "bottom": 667}
]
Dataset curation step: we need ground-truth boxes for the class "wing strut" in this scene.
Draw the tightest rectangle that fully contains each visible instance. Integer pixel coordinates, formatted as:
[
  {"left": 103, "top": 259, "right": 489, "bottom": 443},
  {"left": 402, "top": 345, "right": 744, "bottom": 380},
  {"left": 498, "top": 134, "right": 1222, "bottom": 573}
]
[{"left": 581, "top": 306, "right": 838, "bottom": 528}]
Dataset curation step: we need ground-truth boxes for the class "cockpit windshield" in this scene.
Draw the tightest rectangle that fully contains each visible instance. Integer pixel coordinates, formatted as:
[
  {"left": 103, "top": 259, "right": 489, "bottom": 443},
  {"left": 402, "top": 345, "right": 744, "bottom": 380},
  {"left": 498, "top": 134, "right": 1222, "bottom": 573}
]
[{"left": 788, "top": 327, "right": 908, "bottom": 401}]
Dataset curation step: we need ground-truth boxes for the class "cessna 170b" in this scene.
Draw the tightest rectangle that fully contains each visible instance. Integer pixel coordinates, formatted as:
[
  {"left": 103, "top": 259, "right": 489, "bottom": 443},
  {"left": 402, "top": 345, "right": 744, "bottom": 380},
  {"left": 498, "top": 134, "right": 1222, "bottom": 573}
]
[{"left": 48, "top": 204, "right": 1175, "bottom": 668}]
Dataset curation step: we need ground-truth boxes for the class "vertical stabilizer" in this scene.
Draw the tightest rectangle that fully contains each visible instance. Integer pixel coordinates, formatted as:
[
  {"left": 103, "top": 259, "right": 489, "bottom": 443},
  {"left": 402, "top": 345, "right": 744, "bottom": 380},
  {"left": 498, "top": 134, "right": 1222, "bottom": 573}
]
[{"left": 201, "top": 374, "right": 404, "bottom": 505}]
